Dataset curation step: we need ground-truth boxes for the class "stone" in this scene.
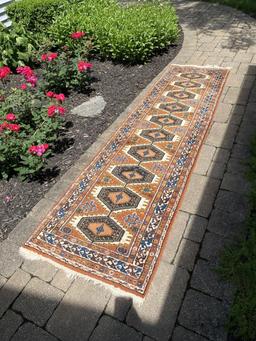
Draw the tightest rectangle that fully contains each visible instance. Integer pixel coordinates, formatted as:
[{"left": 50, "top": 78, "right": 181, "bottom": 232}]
[
  {"left": 0, "top": 310, "right": 23, "bottom": 341},
  {"left": 178, "top": 290, "right": 228, "bottom": 340},
  {"left": 212, "top": 148, "right": 230, "bottom": 164},
  {"left": 207, "top": 161, "right": 226, "bottom": 179},
  {"left": 22, "top": 259, "right": 58, "bottom": 282},
  {"left": 12, "top": 322, "right": 58, "bottom": 341},
  {"left": 224, "top": 87, "right": 250, "bottom": 105},
  {"left": 191, "top": 259, "right": 233, "bottom": 301},
  {"left": 51, "top": 270, "right": 74, "bottom": 292},
  {"left": 174, "top": 239, "right": 199, "bottom": 271},
  {"left": 172, "top": 326, "right": 208, "bottom": 341},
  {"left": 0, "top": 269, "right": 31, "bottom": 318},
  {"left": 184, "top": 215, "right": 207, "bottom": 243},
  {"left": 231, "top": 143, "right": 251, "bottom": 160},
  {"left": 105, "top": 295, "right": 132, "bottom": 321},
  {"left": 208, "top": 208, "right": 246, "bottom": 239},
  {"left": 236, "top": 120, "right": 256, "bottom": 145},
  {"left": 13, "top": 278, "right": 63, "bottom": 327},
  {"left": 213, "top": 102, "right": 232, "bottom": 123},
  {"left": 214, "top": 190, "right": 249, "bottom": 215},
  {"left": 180, "top": 174, "right": 220, "bottom": 218},
  {"left": 143, "top": 337, "right": 155, "bottom": 341},
  {"left": 221, "top": 173, "right": 250, "bottom": 195},
  {"left": 71, "top": 96, "right": 106, "bottom": 118},
  {"left": 46, "top": 278, "right": 111, "bottom": 341},
  {"left": 206, "top": 122, "right": 237, "bottom": 149},
  {"left": 227, "top": 157, "right": 248, "bottom": 175},
  {"left": 162, "top": 211, "right": 189, "bottom": 263},
  {"left": 126, "top": 263, "right": 189, "bottom": 341},
  {"left": 90, "top": 315, "right": 142, "bottom": 341},
  {"left": 0, "top": 275, "right": 7, "bottom": 289},
  {"left": 0, "top": 240, "right": 23, "bottom": 278},
  {"left": 200, "top": 232, "right": 228, "bottom": 263}
]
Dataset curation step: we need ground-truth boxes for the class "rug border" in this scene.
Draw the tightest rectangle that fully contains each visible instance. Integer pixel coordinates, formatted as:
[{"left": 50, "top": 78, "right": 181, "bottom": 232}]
[{"left": 20, "top": 64, "right": 230, "bottom": 299}]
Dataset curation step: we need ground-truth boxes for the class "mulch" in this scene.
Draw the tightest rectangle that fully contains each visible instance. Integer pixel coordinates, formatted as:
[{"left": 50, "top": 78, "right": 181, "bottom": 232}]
[{"left": 0, "top": 32, "right": 183, "bottom": 241}]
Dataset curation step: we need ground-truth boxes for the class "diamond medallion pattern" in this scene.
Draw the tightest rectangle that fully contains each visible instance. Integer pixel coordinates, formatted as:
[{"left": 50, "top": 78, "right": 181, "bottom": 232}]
[{"left": 23, "top": 65, "right": 229, "bottom": 297}]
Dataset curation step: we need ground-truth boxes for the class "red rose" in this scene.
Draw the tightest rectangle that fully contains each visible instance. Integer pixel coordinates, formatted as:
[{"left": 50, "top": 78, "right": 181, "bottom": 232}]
[
  {"left": 48, "top": 53, "right": 58, "bottom": 61},
  {"left": 54, "top": 93, "right": 65, "bottom": 102},
  {"left": 47, "top": 105, "right": 65, "bottom": 117},
  {"left": 70, "top": 31, "right": 85, "bottom": 39},
  {"left": 41, "top": 54, "right": 48, "bottom": 61},
  {"left": 8, "top": 123, "right": 20, "bottom": 132},
  {"left": 46, "top": 91, "right": 55, "bottom": 98},
  {"left": 16, "top": 66, "right": 33, "bottom": 78},
  {"left": 20, "top": 83, "right": 27, "bottom": 90},
  {"left": 77, "top": 61, "right": 93, "bottom": 72},
  {"left": 0, "top": 66, "right": 11, "bottom": 80},
  {"left": 28, "top": 144, "right": 49, "bottom": 156},
  {"left": 6, "top": 113, "right": 16, "bottom": 121}
]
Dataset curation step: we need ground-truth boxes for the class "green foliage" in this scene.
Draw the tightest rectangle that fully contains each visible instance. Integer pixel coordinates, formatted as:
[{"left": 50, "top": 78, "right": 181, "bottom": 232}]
[
  {"left": 0, "top": 85, "right": 64, "bottom": 179},
  {"left": 40, "top": 50, "right": 92, "bottom": 93},
  {"left": 0, "top": 24, "right": 36, "bottom": 68},
  {"left": 219, "top": 135, "right": 256, "bottom": 340},
  {"left": 7, "top": 0, "right": 69, "bottom": 33},
  {"left": 49, "top": 0, "right": 179, "bottom": 63}
]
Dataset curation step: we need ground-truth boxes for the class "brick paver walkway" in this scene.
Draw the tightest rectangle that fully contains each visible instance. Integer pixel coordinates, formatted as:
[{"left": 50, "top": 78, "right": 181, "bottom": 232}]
[{"left": 1, "top": 1, "right": 256, "bottom": 340}]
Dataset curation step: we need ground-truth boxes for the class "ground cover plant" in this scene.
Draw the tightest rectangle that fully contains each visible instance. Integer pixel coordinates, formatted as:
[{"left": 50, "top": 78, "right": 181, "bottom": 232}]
[
  {"left": 49, "top": 0, "right": 179, "bottom": 63},
  {"left": 219, "top": 137, "right": 256, "bottom": 340},
  {"left": 202, "top": 0, "right": 256, "bottom": 16}
]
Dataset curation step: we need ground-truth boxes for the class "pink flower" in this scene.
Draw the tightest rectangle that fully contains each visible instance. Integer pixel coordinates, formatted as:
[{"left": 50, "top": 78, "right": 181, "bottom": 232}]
[
  {"left": 41, "top": 54, "right": 48, "bottom": 61},
  {"left": 6, "top": 113, "right": 16, "bottom": 121},
  {"left": 0, "top": 66, "right": 11, "bottom": 80},
  {"left": 41, "top": 52, "right": 58, "bottom": 62},
  {"left": 46, "top": 91, "right": 55, "bottom": 98},
  {"left": 20, "top": 83, "right": 27, "bottom": 90},
  {"left": 16, "top": 66, "right": 33, "bottom": 78},
  {"left": 47, "top": 105, "right": 65, "bottom": 117},
  {"left": 54, "top": 93, "right": 65, "bottom": 102},
  {"left": 70, "top": 31, "right": 85, "bottom": 39},
  {"left": 77, "top": 61, "right": 93, "bottom": 72},
  {"left": 7, "top": 123, "right": 20, "bottom": 132},
  {"left": 28, "top": 144, "right": 49, "bottom": 157},
  {"left": 26, "top": 74, "right": 38, "bottom": 87}
]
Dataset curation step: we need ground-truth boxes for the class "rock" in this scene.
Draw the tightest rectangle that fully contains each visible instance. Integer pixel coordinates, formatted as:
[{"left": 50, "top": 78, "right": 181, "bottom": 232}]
[{"left": 71, "top": 96, "right": 106, "bottom": 118}]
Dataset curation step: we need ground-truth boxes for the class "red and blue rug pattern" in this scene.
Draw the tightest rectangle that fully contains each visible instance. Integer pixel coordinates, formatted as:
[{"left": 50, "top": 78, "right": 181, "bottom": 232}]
[{"left": 23, "top": 65, "right": 229, "bottom": 297}]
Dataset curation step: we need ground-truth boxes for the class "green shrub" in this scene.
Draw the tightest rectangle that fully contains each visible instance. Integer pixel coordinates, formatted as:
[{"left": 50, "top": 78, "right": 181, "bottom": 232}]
[
  {"left": 0, "top": 24, "right": 36, "bottom": 68},
  {"left": 7, "top": 0, "right": 69, "bottom": 33},
  {"left": 49, "top": 0, "right": 179, "bottom": 63}
]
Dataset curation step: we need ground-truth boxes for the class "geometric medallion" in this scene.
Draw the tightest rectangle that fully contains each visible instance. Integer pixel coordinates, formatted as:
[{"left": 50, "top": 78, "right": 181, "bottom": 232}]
[
  {"left": 112, "top": 165, "right": 154, "bottom": 184},
  {"left": 157, "top": 102, "right": 190, "bottom": 113},
  {"left": 77, "top": 216, "right": 124, "bottom": 243},
  {"left": 128, "top": 145, "right": 165, "bottom": 162},
  {"left": 98, "top": 187, "right": 141, "bottom": 211},
  {"left": 150, "top": 115, "right": 183, "bottom": 127},
  {"left": 140, "top": 129, "right": 175, "bottom": 142},
  {"left": 180, "top": 72, "right": 206, "bottom": 79},
  {"left": 165, "top": 90, "right": 196, "bottom": 100},
  {"left": 174, "top": 80, "right": 201, "bottom": 88}
]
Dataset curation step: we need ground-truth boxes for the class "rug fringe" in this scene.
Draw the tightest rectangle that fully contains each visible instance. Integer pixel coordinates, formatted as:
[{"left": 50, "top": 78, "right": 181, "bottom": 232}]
[{"left": 19, "top": 247, "right": 144, "bottom": 305}]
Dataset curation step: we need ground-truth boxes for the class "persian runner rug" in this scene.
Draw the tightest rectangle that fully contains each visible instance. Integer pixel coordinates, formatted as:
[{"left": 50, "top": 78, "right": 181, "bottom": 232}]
[{"left": 23, "top": 65, "right": 229, "bottom": 297}]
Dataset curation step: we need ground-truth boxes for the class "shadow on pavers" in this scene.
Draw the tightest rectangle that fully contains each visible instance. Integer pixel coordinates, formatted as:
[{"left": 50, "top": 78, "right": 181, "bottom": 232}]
[
  {"left": 1, "top": 5, "right": 256, "bottom": 341},
  {"left": 1, "top": 65, "right": 255, "bottom": 341}
]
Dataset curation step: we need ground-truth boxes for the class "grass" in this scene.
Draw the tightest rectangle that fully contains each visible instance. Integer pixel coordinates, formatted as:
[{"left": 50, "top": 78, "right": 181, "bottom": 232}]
[
  {"left": 219, "top": 137, "right": 256, "bottom": 340},
  {"left": 203, "top": 0, "right": 256, "bottom": 16}
]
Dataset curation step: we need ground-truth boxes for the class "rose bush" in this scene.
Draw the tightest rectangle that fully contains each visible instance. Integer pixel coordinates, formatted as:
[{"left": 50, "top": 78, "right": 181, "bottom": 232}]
[
  {"left": 39, "top": 32, "right": 93, "bottom": 93},
  {"left": 0, "top": 67, "right": 65, "bottom": 179},
  {"left": 0, "top": 31, "right": 93, "bottom": 179}
]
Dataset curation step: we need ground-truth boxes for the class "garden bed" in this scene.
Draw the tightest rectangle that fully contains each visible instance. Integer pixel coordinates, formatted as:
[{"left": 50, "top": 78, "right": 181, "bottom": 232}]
[{"left": 0, "top": 32, "right": 183, "bottom": 240}]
